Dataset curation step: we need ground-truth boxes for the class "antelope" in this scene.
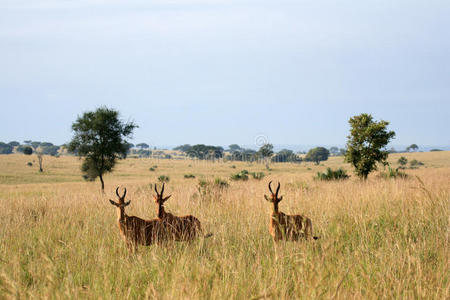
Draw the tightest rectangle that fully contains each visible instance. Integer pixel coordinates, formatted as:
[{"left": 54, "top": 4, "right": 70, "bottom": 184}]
[
  {"left": 153, "top": 183, "right": 209, "bottom": 241},
  {"left": 264, "top": 181, "right": 318, "bottom": 242},
  {"left": 109, "top": 187, "right": 165, "bottom": 252}
]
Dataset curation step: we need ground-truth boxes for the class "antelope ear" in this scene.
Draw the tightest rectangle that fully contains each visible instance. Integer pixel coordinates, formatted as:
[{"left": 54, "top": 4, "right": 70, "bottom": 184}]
[
  {"left": 162, "top": 195, "right": 171, "bottom": 202},
  {"left": 124, "top": 200, "right": 131, "bottom": 206},
  {"left": 264, "top": 195, "right": 271, "bottom": 202},
  {"left": 278, "top": 196, "right": 283, "bottom": 202},
  {"left": 109, "top": 200, "right": 118, "bottom": 206}
]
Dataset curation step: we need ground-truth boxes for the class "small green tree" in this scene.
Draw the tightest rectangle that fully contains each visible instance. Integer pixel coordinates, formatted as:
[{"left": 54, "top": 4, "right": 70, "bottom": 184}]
[
  {"left": 68, "top": 107, "right": 137, "bottom": 191},
  {"left": 258, "top": 144, "right": 274, "bottom": 161},
  {"left": 345, "top": 113, "right": 395, "bottom": 179},
  {"left": 304, "top": 147, "right": 330, "bottom": 164}
]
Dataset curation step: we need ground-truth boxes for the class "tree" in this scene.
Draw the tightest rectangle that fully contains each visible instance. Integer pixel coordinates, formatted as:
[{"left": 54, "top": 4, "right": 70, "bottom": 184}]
[
  {"left": 40, "top": 142, "right": 54, "bottom": 147},
  {"left": 36, "top": 151, "right": 44, "bottom": 172},
  {"left": 30, "top": 141, "right": 41, "bottom": 149},
  {"left": 406, "top": 144, "right": 418, "bottom": 152},
  {"left": 136, "top": 143, "right": 149, "bottom": 149},
  {"left": 344, "top": 113, "right": 396, "bottom": 179},
  {"left": 186, "top": 144, "right": 223, "bottom": 160},
  {"left": 68, "top": 107, "right": 137, "bottom": 191},
  {"left": 272, "top": 149, "right": 302, "bottom": 163},
  {"left": 0, "top": 142, "right": 13, "bottom": 154},
  {"left": 228, "top": 144, "right": 241, "bottom": 152},
  {"left": 23, "top": 146, "right": 33, "bottom": 155},
  {"left": 174, "top": 144, "right": 192, "bottom": 152},
  {"left": 329, "top": 146, "right": 339, "bottom": 156},
  {"left": 258, "top": 144, "right": 274, "bottom": 160},
  {"left": 304, "top": 147, "right": 330, "bottom": 164},
  {"left": 8, "top": 141, "right": 20, "bottom": 147},
  {"left": 40, "top": 145, "right": 60, "bottom": 156}
]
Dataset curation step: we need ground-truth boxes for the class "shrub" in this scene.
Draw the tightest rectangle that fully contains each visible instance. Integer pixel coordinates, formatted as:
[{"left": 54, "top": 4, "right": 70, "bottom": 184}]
[
  {"left": 398, "top": 156, "right": 408, "bottom": 166},
  {"left": 251, "top": 172, "right": 265, "bottom": 180},
  {"left": 27, "top": 162, "right": 33, "bottom": 167},
  {"left": 149, "top": 167, "right": 156, "bottom": 172},
  {"left": 184, "top": 174, "right": 196, "bottom": 179},
  {"left": 23, "top": 146, "right": 33, "bottom": 155},
  {"left": 82, "top": 174, "right": 96, "bottom": 182},
  {"left": 214, "top": 178, "right": 229, "bottom": 189},
  {"left": 231, "top": 170, "right": 249, "bottom": 181},
  {"left": 380, "top": 165, "right": 408, "bottom": 179},
  {"left": 409, "top": 159, "right": 424, "bottom": 167},
  {"left": 230, "top": 165, "right": 236, "bottom": 169},
  {"left": 158, "top": 175, "right": 170, "bottom": 182},
  {"left": 197, "top": 178, "right": 228, "bottom": 202},
  {"left": 315, "top": 168, "right": 349, "bottom": 181}
]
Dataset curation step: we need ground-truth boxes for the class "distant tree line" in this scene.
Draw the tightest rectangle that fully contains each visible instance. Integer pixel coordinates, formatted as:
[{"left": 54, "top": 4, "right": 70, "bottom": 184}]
[{"left": 172, "top": 143, "right": 335, "bottom": 164}]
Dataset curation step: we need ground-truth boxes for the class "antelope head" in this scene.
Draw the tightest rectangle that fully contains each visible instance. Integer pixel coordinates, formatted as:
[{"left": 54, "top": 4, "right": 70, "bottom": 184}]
[
  {"left": 264, "top": 181, "right": 283, "bottom": 213},
  {"left": 154, "top": 183, "right": 171, "bottom": 218},
  {"left": 109, "top": 187, "right": 131, "bottom": 219}
]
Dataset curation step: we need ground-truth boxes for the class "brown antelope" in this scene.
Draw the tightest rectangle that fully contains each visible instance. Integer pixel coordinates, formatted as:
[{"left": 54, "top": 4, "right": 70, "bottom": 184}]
[
  {"left": 264, "top": 181, "right": 318, "bottom": 242},
  {"left": 109, "top": 187, "right": 165, "bottom": 252},
  {"left": 153, "top": 183, "right": 209, "bottom": 241}
]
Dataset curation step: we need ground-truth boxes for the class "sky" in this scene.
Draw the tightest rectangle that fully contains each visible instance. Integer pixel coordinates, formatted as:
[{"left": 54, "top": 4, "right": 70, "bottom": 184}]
[{"left": 1, "top": 0, "right": 449, "bottom": 149}]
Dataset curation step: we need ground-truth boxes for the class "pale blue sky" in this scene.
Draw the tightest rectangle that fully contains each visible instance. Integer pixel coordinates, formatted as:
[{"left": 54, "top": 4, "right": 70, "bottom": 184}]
[{"left": 1, "top": 0, "right": 449, "bottom": 149}]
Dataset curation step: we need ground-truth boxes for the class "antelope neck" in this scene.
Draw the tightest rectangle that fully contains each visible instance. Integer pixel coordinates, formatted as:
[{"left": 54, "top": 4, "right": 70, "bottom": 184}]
[
  {"left": 117, "top": 206, "right": 125, "bottom": 221},
  {"left": 158, "top": 203, "right": 167, "bottom": 218},
  {"left": 272, "top": 202, "right": 279, "bottom": 214}
]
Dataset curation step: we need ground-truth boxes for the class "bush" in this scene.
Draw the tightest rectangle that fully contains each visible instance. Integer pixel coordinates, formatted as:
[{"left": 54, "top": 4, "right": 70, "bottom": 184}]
[
  {"left": 149, "top": 167, "right": 156, "bottom": 172},
  {"left": 380, "top": 166, "right": 408, "bottom": 179},
  {"left": 27, "top": 162, "right": 33, "bottom": 167},
  {"left": 398, "top": 156, "right": 408, "bottom": 166},
  {"left": 251, "top": 172, "right": 265, "bottom": 180},
  {"left": 315, "top": 168, "right": 349, "bottom": 181},
  {"left": 409, "top": 159, "right": 424, "bottom": 167},
  {"left": 158, "top": 175, "right": 170, "bottom": 182},
  {"left": 23, "top": 146, "right": 33, "bottom": 155},
  {"left": 82, "top": 174, "right": 96, "bottom": 182},
  {"left": 231, "top": 170, "right": 249, "bottom": 181},
  {"left": 184, "top": 174, "right": 196, "bottom": 179},
  {"left": 197, "top": 178, "right": 228, "bottom": 202},
  {"left": 214, "top": 178, "right": 229, "bottom": 189}
]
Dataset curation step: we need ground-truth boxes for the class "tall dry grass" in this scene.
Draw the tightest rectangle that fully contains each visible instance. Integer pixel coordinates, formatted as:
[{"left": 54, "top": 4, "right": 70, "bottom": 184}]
[{"left": 0, "top": 153, "right": 448, "bottom": 299}]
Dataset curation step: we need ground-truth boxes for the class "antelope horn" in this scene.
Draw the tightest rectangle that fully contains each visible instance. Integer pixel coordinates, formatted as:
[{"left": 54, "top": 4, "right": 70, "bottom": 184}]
[
  {"left": 161, "top": 183, "right": 165, "bottom": 196},
  {"left": 116, "top": 187, "right": 120, "bottom": 198},
  {"left": 268, "top": 181, "right": 273, "bottom": 194},
  {"left": 276, "top": 182, "right": 281, "bottom": 197},
  {"left": 154, "top": 184, "right": 159, "bottom": 196},
  {"left": 122, "top": 188, "right": 127, "bottom": 198}
]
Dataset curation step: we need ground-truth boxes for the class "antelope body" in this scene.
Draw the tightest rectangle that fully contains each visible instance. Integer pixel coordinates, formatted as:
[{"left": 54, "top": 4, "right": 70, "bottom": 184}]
[
  {"left": 154, "top": 183, "right": 205, "bottom": 241},
  {"left": 109, "top": 187, "right": 165, "bottom": 252},
  {"left": 264, "top": 182, "right": 318, "bottom": 241}
]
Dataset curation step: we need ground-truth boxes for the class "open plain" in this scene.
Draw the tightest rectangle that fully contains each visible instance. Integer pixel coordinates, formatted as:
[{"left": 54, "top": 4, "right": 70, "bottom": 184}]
[{"left": 0, "top": 152, "right": 448, "bottom": 299}]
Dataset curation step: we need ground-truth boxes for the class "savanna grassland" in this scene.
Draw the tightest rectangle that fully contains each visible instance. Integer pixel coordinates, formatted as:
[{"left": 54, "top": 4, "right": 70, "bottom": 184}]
[{"left": 0, "top": 152, "right": 448, "bottom": 299}]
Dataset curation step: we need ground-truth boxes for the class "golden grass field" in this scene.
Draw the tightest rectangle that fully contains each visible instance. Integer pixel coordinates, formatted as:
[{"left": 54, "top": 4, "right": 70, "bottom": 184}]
[{"left": 0, "top": 152, "right": 448, "bottom": 299}]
